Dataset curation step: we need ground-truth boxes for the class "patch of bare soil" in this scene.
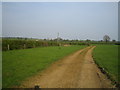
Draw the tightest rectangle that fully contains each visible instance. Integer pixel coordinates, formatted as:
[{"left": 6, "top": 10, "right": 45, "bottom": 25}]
[{"left": 19, "top": 46, "right": 113, "bottom": 88}]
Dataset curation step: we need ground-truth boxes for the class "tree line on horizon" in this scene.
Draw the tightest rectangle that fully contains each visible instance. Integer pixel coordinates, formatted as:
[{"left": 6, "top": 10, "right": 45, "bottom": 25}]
[
  {"left": 2, "top": 35, "right": 119, "bottom": 51},
  {"left": 2, "top": 35, "right": 118, "bottom": 42}
]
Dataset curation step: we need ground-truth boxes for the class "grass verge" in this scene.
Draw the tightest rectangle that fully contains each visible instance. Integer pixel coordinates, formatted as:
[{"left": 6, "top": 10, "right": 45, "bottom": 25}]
[{"left": 93, "top": 45, "right": 119, "bottom": 86}]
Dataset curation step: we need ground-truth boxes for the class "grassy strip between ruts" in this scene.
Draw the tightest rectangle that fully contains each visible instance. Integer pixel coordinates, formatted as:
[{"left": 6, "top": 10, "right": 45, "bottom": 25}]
[
  {"left": 93, "top": 45, "right": 119, "bottom": 86},
  {"left": 2, "top": 45, "right": 86, "bottom": 88}
]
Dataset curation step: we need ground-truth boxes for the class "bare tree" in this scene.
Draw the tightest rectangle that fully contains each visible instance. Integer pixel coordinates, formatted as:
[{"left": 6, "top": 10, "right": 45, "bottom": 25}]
[{"left": 103, "top": 35, "right": 110, "bottom": 42}]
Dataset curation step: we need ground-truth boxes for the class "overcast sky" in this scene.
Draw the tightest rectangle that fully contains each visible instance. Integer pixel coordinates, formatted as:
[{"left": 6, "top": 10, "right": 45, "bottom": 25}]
[{"left": 2, "top": 2, "right": 118, "bottom": 40}]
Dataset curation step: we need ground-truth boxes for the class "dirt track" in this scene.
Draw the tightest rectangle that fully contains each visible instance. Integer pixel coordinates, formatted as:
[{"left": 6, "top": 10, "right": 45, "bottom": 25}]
[{"left": 20, "top": 46, "right": 113, "bottom": 88}]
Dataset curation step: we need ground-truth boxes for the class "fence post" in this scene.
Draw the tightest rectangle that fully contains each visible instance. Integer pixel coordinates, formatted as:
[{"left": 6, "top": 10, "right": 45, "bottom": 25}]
[
  {"left": 7, "top": 44, "right": 9, "bottom": 50},
  {"left": 24, "top": 44, "right": 26, "bottom": 49}
]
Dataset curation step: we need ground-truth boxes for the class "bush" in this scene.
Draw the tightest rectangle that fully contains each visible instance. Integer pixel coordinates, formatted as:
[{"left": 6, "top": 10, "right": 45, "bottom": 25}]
[
  {"left": 2, "top": 38, "right": 88, "bottom": 51},
  {"left": 2, "top": 39, "right": 59, "bottom": 51}
]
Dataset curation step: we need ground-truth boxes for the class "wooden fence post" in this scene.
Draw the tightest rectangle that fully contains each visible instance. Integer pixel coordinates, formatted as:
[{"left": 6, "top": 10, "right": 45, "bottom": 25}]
[
  {"left": 7, "top": 44, "right": 9, "bottom": 50},
  {"left": 24, "top": 44, "right": 26, "bottom": 49}
]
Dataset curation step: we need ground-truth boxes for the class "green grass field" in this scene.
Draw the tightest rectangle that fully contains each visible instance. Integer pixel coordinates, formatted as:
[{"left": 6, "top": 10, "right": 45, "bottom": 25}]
[
  {"left": 0, "top": 51, "right": 2, "bottom": 89},
  {"left": 2, "top": 45, "right": 86, "bottom": 88},
  {"left": 93, "top": 45, "right": 119, "bottom": 84}
]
